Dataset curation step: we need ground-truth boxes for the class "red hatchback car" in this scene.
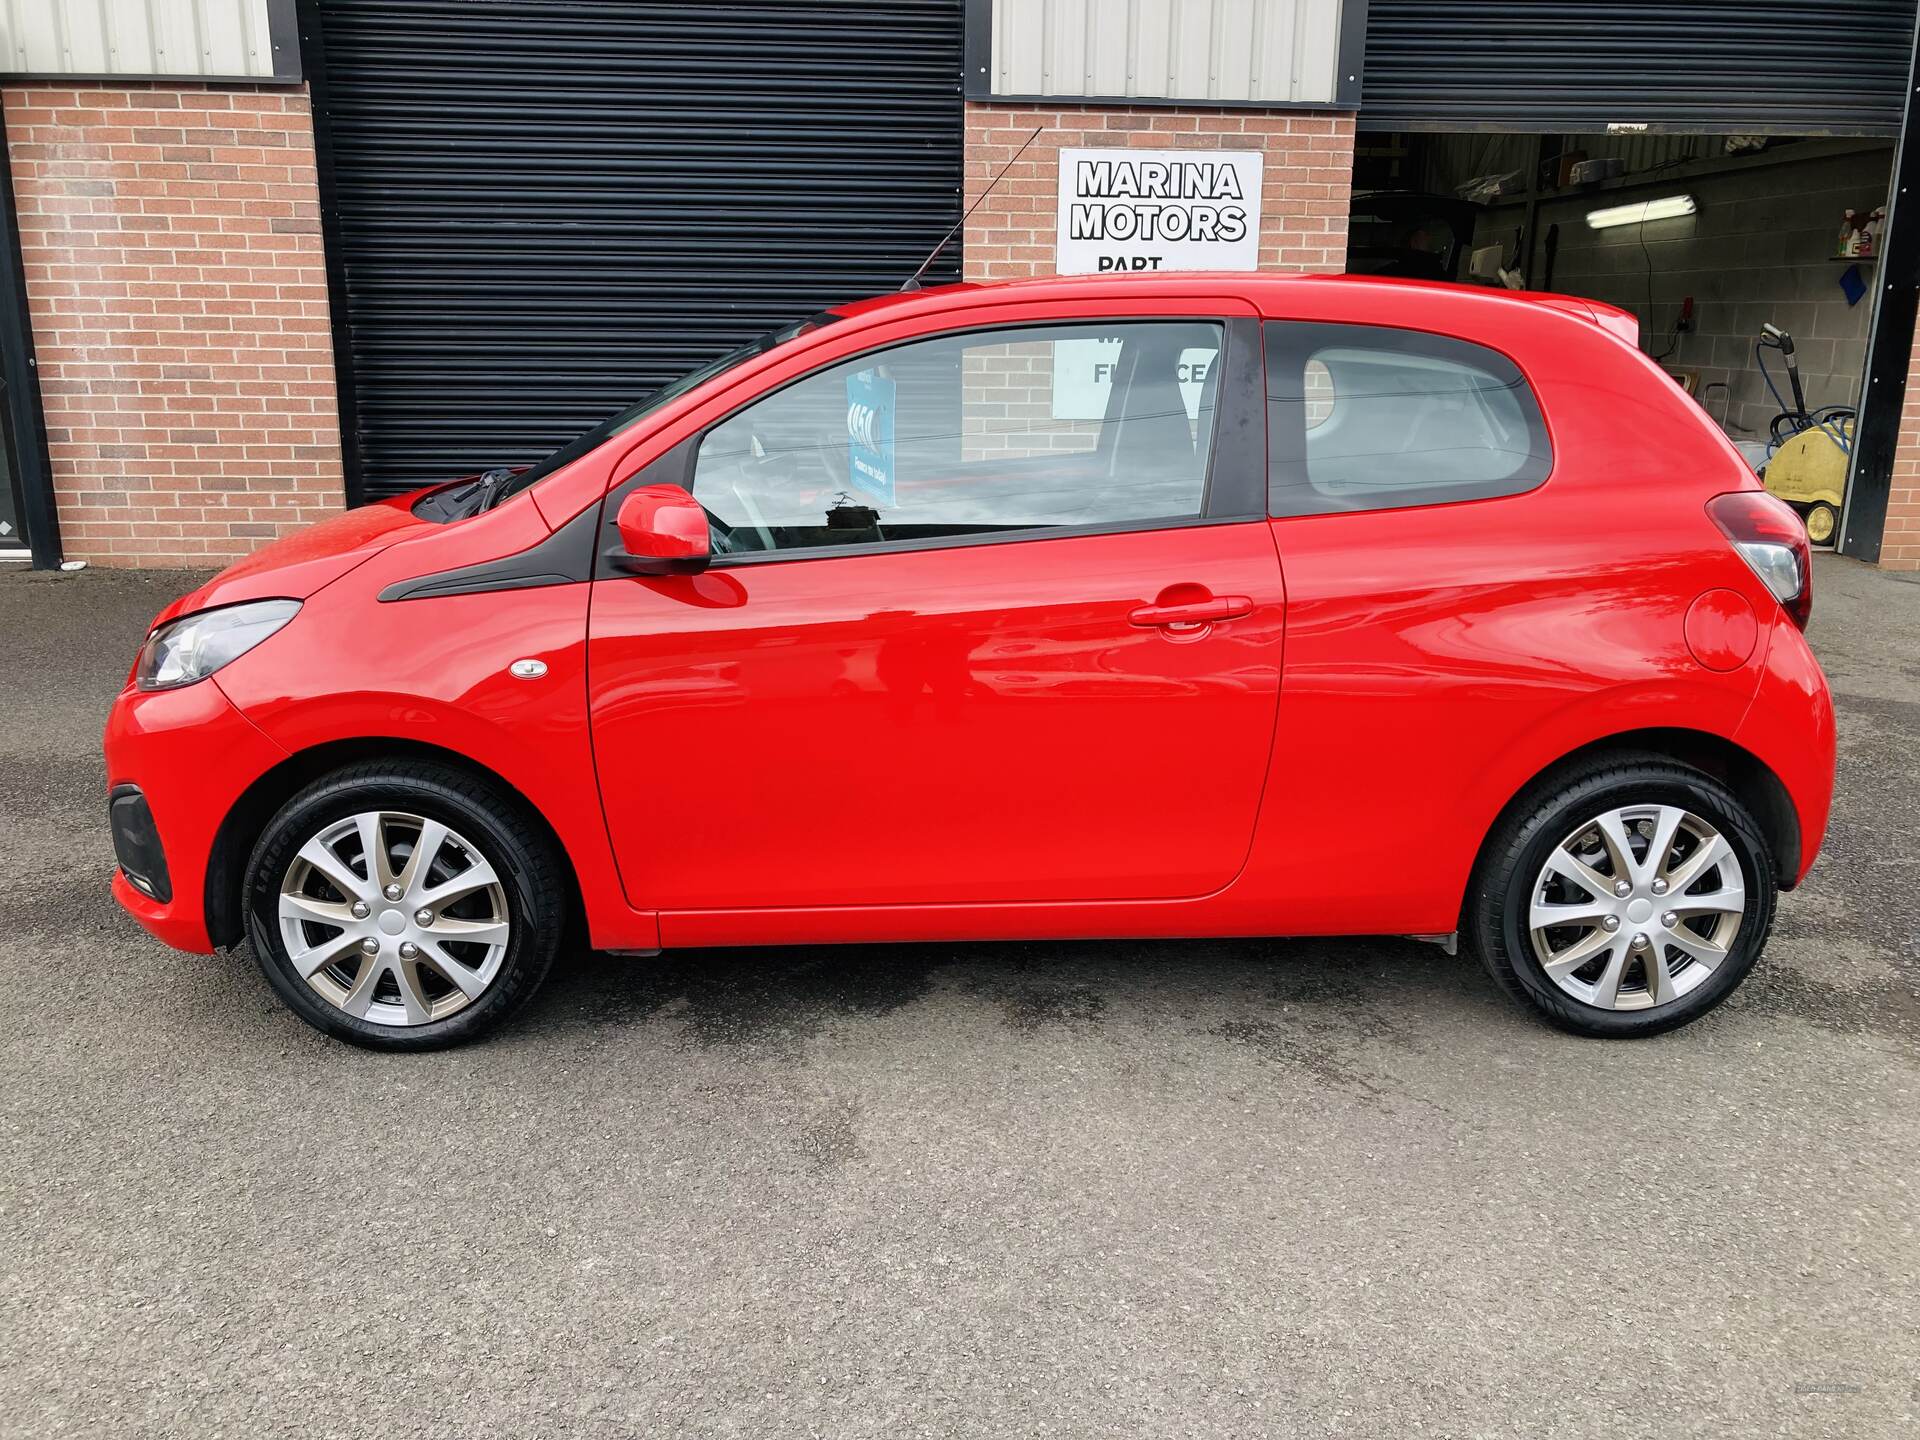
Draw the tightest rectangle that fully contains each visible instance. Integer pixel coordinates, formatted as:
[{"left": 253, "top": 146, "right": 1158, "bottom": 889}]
[{"left": 104, "top": 275, "right": 1834, "bottom": 1050}]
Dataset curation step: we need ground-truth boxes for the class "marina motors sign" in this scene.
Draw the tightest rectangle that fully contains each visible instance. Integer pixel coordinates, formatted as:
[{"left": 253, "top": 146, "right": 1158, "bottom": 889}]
[{"left": 1055, "top": 147, "right": 1263, "bottom": 274}]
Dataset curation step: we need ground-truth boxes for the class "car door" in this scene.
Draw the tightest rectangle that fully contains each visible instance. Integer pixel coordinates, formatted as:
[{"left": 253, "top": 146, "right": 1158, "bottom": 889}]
[{"left": 586, "top": 313, "right": 1285, "bottom": 913}]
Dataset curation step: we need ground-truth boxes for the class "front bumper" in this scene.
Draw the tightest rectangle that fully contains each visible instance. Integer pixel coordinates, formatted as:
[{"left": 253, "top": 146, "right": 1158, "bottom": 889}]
[
  {"left": 103, "top": 678, "right": 288, "bottom": 953},
  {"left": 108, "top": 784, "right": 171, "bottom": 902}
]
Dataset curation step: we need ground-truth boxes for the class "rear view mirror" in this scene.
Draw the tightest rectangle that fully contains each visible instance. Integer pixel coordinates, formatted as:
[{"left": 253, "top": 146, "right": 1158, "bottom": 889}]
[{"left": 613, "top": 485, "right": 710, "bottom": 575}]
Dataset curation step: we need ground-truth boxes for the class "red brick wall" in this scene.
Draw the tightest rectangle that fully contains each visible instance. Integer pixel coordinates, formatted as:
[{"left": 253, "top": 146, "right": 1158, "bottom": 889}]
[
  {"left": 3, "top": 84, "right": 344, "bottom": 567},
  {"left": 963, "top": 101, "right": 1355, "bottom": 283},
  {"left": 1882, "top": 337, "right": 1920, "bottom": 569}
]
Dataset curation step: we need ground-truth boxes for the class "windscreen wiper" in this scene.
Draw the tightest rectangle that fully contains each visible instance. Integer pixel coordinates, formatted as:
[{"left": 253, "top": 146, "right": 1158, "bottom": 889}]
[
  {"left": 470, "top": 466, "right": 520, "bottom": 512},
  {"left": 412, "top": 466, "right": 524, "bottom": 524}
]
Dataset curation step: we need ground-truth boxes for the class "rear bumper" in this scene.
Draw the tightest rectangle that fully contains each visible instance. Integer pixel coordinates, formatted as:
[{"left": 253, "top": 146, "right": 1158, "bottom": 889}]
[
  {"left": 102, "top": 678, "right": 288, "bottom": 954},
  {"left": 1734, "top": 617, "right": 1836, "bottom": 888}
]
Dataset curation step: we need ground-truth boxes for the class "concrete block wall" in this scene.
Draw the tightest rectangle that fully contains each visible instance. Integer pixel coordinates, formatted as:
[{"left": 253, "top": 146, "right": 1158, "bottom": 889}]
[
  {"left": 2, "top": 83, "right": 345, "bottom": 567},
  {"left": 1479, "top": 143, "right": 1893, "bottom": 441}
]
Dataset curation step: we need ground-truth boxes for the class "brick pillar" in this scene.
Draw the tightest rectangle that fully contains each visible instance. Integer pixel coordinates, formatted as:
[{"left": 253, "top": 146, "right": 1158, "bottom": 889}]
[
  {"left": 3, "top": 84, "right": 345, "bottom": 568},
  {"left": 963, "top": 102, "right": 1355, "bottom": 283},
  {"left": 1882, "top": 335, "right": 1920, "bottom": 569}
]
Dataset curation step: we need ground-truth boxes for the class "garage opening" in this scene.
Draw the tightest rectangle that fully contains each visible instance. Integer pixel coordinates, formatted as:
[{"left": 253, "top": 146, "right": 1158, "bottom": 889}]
[{"left": 1350, "top": 130, "right": 1897, "bottom": 550}]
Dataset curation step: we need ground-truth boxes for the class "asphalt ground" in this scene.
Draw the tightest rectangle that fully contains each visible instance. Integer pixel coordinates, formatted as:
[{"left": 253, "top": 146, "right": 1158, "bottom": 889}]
[{"left": 2, "top": 554, "right": 1916, "bottom": 1437}]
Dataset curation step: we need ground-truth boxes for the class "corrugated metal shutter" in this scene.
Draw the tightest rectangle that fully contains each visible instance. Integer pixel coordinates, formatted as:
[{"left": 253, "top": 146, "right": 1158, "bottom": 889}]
[
  {"left": 1361, "top": 0, "right": 1917, "bottom": 136},
  {"left": 310, "top": 0, "right": 963, "bottom": 499},
  {"left": 989, "top": 0, "right": 1345, "bottom": 106}
]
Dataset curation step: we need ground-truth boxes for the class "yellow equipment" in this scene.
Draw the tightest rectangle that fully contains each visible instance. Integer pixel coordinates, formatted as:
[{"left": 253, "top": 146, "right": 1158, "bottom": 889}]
[
  {"left": 1754, "top": 323, "right": 1849, "bottom": 547},
  {"left": 1762, "top": 419, "right": 1849, "bottom": 546}
]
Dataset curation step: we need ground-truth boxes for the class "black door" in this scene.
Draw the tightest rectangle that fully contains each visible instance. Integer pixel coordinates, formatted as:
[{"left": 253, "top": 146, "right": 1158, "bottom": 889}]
[
  {"left": 0, "top": 411, "right": 23, "bottom": 556},
  {"left": 306, "top": 0, "right": 964, "bottom": 500}
]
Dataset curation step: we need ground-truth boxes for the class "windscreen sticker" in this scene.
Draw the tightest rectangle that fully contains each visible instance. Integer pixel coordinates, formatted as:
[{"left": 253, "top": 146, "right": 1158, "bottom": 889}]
[{"left": 846, "top": 368, "right": 896, "bottom": 506}]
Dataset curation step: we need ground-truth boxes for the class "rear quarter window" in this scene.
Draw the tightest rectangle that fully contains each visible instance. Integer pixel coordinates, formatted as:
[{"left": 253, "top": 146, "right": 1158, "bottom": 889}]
[{"left": 1265, "top": 320, "right": 1551, "bottom": 517}]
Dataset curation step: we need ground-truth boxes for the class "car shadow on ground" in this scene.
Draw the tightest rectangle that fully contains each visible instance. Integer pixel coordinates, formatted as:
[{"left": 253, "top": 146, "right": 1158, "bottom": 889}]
[
  {"left": 515, "top": 931, "right": 1513, "bottom": 1061},
  {"left": 513, "top": 918, "right": 1919, "bottom": 1061}
]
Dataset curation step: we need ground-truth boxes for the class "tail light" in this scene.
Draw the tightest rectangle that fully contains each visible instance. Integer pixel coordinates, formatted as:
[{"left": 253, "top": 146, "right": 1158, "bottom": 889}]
[{"left": 1706, "top": 491, "right": 1812, "bottom": 630}]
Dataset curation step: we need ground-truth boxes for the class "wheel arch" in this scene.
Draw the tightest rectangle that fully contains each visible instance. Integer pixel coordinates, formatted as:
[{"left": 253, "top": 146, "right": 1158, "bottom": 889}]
[
  {"left": 1471, "top": 726, "right": 1802, "bottom": 898},
  {"left": 203, "top": 736, "right": 584, "bottom": 949}
]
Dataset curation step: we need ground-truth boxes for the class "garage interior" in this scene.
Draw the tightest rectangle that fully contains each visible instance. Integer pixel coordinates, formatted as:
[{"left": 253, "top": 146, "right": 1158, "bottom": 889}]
[
  {"left": 1349, "top": 130, "right": 1895, "bottom": 545},
  {"left": 1352, "top": 0, "right": 1915, "bottom": 556}
]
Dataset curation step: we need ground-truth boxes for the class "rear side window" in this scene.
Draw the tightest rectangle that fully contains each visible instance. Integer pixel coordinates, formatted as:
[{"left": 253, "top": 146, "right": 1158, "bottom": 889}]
[{"left": 1265, "top": 321, "right": 1551, "bottom": 517}]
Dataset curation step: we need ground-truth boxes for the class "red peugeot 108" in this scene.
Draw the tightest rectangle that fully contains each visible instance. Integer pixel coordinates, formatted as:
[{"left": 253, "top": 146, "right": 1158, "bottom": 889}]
[{"left": 104, "top": 275, "right": 1834, "bottom": 1050}]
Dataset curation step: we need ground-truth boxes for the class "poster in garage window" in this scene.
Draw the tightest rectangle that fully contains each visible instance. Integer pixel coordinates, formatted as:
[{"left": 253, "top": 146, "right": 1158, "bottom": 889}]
[
  {"left": 846, "top": 368, "right": 895, "bottom": 505},
  {"left": 1050, "top": 339, "right": 1217, "bottom": 421}
]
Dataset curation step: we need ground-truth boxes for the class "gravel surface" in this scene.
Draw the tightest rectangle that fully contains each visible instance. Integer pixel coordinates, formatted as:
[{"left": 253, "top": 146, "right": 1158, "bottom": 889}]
[{"left": 2, "top": 555, "right": 1915, "bottom": 1438}]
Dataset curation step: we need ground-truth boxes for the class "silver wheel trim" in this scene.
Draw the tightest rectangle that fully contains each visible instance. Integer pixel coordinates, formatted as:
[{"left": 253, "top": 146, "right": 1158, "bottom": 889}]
[
  {"left": 1528, "top": 804, "right": 1746, "bottom": 1012},
  {"left": 278, "top": 810, "right": 511, "bottom": 1028}
]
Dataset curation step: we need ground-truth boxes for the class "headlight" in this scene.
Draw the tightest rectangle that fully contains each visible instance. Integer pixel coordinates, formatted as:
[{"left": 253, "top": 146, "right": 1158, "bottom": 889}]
[{"left": 136, "top": 599, "right": 301, "bottom": 691}]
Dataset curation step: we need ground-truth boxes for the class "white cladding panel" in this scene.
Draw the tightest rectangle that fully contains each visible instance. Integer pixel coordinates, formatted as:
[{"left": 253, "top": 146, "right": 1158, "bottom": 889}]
[
  {"left": 991, "top": 0, "right": 1346, "bottom": 104},
  {"left": 0, "top": 0, "right": 278, "bottom": 79}
]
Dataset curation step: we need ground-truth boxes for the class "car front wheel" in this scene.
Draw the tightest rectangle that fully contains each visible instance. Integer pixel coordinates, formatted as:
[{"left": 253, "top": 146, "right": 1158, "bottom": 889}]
[
  {"left": 243, "top": 760, "right": 565, "bottom": 1050},
  {"left": 1467, "top": 758, "right": 1777, "bottom": 1038}
]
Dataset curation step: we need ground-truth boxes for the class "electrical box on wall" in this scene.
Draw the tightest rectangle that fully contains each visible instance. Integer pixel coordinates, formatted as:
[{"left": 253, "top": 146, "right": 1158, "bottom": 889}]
[
  {"left": 1568, "top": 157, "right": 1626, "bottom": 186},
  {"left": 1467, "top": 244, "right": 1505, "bottom": 282}
]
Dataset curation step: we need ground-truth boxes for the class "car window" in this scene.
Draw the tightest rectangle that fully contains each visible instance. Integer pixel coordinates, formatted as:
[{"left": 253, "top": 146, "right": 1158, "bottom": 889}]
[
  {"left": 1265, "top": 321, "right": 1551, "bottom": 517},
  {"left": 689, "top": 321, "right": 1223, "bottom": 556}
]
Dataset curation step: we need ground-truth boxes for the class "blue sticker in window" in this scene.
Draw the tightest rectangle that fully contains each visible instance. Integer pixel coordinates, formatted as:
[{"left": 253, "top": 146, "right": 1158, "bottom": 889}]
[{"left": 846, "top": 368, "right": 895, "bottom": 506}]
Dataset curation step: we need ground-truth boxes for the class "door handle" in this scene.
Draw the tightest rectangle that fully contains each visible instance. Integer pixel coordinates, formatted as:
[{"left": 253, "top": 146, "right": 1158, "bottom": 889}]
[{"left": 1127, "top": 595, "right": 1254, "bottom": 629}]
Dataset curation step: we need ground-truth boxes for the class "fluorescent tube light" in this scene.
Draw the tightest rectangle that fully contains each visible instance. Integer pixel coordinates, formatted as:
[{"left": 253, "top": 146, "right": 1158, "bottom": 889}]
[{"left": 1587, "top": 195, "right": 1696, "bottom": 230}]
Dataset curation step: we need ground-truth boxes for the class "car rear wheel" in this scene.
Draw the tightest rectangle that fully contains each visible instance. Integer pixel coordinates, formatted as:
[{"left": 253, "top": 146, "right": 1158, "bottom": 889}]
[
  {"left": 244, "top": 760, "right": 565, "bottom": 1050},
  {"left": 1466, "top": 758, "right": 1776, "bottom": 1037}
]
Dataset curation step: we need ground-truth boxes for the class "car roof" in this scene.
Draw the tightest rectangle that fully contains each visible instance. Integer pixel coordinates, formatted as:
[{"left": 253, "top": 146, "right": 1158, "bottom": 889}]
[
  {"left": 827, "top": 272, "right": 1294, "bottom": 319},
  {"left": 826, "top": 272, "right": 1638, "bottom": 343}
]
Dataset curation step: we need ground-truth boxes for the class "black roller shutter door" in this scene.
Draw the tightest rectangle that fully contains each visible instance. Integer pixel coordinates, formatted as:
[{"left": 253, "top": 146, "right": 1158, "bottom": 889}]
[
  {"left": 1361, "top": 0, "right": 1917, "bottom": 135},
  {"left": 307, "top": 0, "right": 963, "bottom": 500}
]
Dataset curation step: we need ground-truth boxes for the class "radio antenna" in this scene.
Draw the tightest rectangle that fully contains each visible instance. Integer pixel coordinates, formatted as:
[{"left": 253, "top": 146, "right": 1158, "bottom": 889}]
[{"left": 901, "top": 126, "right": 1044, "bottom": 292}]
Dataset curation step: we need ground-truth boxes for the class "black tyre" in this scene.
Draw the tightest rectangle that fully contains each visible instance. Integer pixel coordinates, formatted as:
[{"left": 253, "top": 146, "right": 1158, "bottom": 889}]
[
  {"left": 243, "top": 759, "right": 565, "bottom": 1050},
  {"left": 1466, "top": 756, "right": 1776, "bottom": 1038}
]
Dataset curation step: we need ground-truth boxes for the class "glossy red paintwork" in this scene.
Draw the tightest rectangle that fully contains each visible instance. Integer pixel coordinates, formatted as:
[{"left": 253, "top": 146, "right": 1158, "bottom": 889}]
[
  {"left": 101, "top": 273, "right": 1836, "bottom": 959},
  {"left": 614, "top": 485, "right": 710, "bottom": 564},
  {"left": 590, "top": 523, "right": 1286, "bottom": 912},
  {"left": 1733, "top": 615, "right": 1835, "bottom": 887},
  {"left": 215, "top": 552, "right": 646, "bottom": 949},
  {"left": 1684, "top": 589, "right": 1760, "bottom": 672},
  {"left": 151, "top": 495, "right": 425, "bottom": 628},
  {"left": 103, "top": 676, "right": 289, "bottom": 952}
]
